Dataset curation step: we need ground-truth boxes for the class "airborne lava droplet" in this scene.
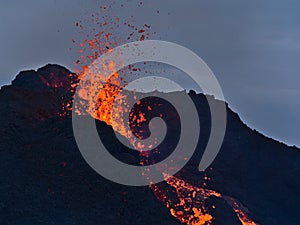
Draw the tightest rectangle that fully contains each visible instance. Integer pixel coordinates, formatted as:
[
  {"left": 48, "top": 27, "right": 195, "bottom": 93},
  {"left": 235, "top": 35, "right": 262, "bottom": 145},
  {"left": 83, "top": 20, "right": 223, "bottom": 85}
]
[{"left": 140, "top": 35, "right": 145, "bottom": 41}]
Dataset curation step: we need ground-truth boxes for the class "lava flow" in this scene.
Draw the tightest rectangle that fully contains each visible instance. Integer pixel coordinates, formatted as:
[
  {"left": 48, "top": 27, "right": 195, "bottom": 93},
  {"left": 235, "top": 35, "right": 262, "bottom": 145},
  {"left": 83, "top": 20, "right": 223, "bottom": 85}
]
[
  {"left": 74, "top": 42, "right": 259, "bottom": 225},
  {"left": 151, "top": 175, "right": 258, "bottom": 225},
  {"left": 70, "top": 2, "right": 259, "bottom": 225}
]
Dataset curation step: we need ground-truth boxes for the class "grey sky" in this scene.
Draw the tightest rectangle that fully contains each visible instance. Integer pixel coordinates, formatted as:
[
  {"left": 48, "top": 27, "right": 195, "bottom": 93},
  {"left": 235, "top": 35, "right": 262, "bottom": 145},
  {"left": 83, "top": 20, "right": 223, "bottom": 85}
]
[{"left": 0, "top": 0, "right": 299, "bottom": 147}]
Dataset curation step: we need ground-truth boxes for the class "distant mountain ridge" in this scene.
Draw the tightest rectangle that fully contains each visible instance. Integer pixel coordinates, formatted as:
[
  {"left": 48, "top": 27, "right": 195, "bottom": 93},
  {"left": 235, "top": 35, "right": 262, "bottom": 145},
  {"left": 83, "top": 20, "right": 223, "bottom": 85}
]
[{"left": 0, "top": 64, "right": 299, "bottom": 225}]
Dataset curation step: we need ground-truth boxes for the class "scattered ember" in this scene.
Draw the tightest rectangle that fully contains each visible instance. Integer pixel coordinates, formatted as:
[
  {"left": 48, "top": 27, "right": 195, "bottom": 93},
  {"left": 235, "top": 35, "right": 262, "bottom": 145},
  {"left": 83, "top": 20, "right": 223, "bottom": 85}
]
[{"left": 72, "top": 1, "right": 157, "bottom": 153}]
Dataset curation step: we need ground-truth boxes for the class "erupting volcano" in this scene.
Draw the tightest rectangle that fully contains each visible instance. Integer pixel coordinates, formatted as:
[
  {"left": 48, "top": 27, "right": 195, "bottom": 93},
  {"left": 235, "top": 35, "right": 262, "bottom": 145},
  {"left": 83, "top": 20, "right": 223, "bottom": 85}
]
[
  {"left": 1, "top": 64, "right": 300, "bottom": 224},
  {"left": 1, "top": 1, "right": 300, "bottom": 225},
  {"left": 72, "top": 44, "right": 259, "bottom": 225}
]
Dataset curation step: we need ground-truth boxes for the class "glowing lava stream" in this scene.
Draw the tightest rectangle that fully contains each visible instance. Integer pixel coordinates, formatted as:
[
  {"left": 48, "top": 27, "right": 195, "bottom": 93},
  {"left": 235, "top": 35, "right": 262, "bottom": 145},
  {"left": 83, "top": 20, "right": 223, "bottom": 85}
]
[
  {"left": 69, "top": 3, "right": 256, "bottom": 224},
  {"left": 73, "top": 31, "right": 258, "bottom": 224},
  {"left": 75, "top": 71, "right": 258, "bottom": 225},
  {"left": 73, "top": 58, "right": 259, "bottom": 225},
  {"left": 151, "top": 175, "right": 258, "bottom": 225}
]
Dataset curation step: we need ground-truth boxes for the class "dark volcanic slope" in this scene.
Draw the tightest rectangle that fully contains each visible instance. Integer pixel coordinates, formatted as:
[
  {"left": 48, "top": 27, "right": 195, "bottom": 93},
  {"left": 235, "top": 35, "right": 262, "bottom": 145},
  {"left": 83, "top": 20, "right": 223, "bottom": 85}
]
[{"left": 0, "top": 64, "right": 299, "bottom": 225}]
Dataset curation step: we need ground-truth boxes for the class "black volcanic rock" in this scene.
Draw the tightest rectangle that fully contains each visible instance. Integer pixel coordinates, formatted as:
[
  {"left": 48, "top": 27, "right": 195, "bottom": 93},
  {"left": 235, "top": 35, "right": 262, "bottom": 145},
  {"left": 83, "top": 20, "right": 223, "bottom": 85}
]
[
  {"left": 0, "top": 64, "right": 77, "bottom": 122},
  {"left": 0, "top": 64, "right": 299, "bottom": 225}
]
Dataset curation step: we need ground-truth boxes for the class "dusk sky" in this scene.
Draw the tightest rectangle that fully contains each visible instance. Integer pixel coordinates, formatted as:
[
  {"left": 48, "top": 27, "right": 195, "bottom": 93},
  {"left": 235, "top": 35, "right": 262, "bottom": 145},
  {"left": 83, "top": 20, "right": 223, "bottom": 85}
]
[{"left": 1, "top": 0, "right": 299, "bottom": 147}]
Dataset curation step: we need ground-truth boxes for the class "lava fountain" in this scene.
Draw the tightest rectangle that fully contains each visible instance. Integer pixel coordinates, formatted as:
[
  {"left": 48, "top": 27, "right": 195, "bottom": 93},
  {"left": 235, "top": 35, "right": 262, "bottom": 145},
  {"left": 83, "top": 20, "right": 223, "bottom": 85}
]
[{"left": 70, "top": 2, "right": 259, "bottom": 224}]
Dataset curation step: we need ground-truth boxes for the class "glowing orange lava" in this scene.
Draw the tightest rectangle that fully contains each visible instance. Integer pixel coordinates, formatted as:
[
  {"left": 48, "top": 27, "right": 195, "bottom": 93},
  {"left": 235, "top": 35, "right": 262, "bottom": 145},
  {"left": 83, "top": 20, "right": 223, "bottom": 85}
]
[
  {"left": 151, "top": 175, "right": 258, "bottom": 225},
  {"left": 70, "top": 2, "right": 259, "bottom": 225}
]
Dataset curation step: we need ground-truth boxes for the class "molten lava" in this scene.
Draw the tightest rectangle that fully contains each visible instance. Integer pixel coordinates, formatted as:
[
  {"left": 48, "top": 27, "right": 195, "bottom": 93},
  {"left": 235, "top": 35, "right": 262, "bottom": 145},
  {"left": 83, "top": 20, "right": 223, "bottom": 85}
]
[
  {"left": 151, "top": 175, "right": 258, "bottom": 225},
  {"left": 69, "top": 2, "right": 260, "bottom": 225},
  {"left": 74, "top": 51, "right": 259, "bottom": 225}
]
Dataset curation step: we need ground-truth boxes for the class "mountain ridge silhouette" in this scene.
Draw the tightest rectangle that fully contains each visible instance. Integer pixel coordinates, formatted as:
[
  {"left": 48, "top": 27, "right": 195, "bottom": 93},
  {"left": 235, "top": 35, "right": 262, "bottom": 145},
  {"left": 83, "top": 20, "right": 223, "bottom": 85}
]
[{"left": 0, "top": 64, "right": 299, "bottom": 225}]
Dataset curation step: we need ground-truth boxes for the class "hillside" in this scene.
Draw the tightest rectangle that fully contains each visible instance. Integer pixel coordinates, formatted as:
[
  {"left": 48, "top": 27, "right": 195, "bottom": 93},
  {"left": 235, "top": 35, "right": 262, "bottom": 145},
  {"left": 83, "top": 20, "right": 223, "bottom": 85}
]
[{"left": 0, "top": 64, "right": 299, "bottom": 225}]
